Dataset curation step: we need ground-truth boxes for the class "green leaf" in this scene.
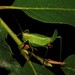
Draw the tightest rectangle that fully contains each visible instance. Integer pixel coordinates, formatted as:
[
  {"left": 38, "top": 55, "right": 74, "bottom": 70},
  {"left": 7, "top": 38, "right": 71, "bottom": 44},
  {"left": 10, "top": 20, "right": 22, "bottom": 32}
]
[
  {"left": 12, "top": 0, "right": 75, "bottom": 27},
  {"left": 8, "top": 60, "right": 24, "bottom": 75},
  {"left": 23, "top": 61, "right": 54, "bottom": 75},
  {"left": 8, "top": 61, "right": 54, "bottom": 75},
  {"left": 0, "top": 21, "right": 25, "bottom": 75},
  {"left": 0, "top": 19, "right": 23, "bottom": 75},
  {"left": 61, "top": 55, "right": 75, "bottom": 75},
  {"left": 0, "top": 20, "right": 12, "bottom": 62}
]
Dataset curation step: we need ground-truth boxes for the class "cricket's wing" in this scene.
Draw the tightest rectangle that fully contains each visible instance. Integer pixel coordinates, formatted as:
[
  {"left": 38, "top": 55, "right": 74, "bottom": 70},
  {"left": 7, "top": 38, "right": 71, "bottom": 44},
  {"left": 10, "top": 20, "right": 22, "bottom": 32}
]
[{"left": 29, "top": 34, "right": 51, "bottom": 47}]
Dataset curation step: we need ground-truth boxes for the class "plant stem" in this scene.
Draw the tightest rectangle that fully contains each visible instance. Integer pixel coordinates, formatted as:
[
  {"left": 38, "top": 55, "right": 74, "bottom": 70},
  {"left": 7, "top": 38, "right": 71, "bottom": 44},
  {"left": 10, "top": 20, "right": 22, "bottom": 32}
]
[
  {"left": 32, "top": 53, "right": 52, "bottom": 67},
  {"left": 1, "top": 19, "right": 22, "bottom": 46},
  {"left": 21, "top": 50, "right": 38, "bottom": 75}
]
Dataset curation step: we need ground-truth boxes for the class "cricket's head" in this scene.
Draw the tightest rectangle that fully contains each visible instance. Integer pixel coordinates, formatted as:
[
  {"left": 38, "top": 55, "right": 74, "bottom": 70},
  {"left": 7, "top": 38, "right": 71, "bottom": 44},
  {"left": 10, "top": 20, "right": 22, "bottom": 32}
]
[
  {"left": 22, "top": 33, "right": 30, "bottom": 41},
  {"left": 23, "top": 33, "right": 28, "bottom": 36}
]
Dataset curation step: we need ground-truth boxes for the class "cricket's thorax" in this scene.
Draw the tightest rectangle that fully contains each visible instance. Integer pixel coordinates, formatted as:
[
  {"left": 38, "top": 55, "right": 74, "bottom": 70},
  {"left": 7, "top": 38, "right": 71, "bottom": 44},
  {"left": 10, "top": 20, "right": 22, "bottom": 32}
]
[{"left": 22, "top": 33, "right": 52, "bottom": 46}]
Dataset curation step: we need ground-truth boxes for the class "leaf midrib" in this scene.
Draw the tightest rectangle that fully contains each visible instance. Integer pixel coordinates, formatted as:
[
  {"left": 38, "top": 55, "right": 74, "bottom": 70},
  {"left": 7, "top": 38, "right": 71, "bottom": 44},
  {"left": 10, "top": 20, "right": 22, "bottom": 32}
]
[{"left": 0, "top": 6, "right": 75, "bottom": 11}]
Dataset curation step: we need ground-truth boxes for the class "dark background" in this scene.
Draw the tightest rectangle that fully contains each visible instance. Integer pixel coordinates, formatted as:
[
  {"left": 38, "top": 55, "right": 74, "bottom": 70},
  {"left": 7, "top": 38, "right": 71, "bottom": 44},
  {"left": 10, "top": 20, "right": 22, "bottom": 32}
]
[{"left": 0, "top": 0, "right": 75, "bottom": 75}]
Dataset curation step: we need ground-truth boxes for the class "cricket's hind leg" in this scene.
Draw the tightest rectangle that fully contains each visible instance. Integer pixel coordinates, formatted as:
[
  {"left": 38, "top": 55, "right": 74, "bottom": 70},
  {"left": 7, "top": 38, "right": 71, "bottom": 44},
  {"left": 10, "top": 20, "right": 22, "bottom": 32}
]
[
  {"left": 42, "top": 43, "right": 53, "bottom": 66},
  {"left": 42, "top": 46, "right": 50, "bottom": 66},
  {"left": 56, "top": 36, "right": 62, "bottom": 61}
]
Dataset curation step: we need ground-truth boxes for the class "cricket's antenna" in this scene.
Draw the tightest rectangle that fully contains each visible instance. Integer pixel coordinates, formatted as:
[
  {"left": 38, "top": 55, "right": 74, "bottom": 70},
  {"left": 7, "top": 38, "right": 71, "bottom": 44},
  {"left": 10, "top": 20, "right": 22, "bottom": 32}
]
[{"left": 11, "top": 10, "right": 23, "bottom": 33}]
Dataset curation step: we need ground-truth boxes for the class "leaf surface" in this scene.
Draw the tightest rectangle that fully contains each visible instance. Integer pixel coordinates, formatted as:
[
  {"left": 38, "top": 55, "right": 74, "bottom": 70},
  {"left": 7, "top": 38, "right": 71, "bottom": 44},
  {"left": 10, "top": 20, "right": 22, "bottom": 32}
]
[
  {"left": 0, "top": 20, "right": 12, "bottom": 62},
  {"left": 12, "top": 0, "right": 75, "bottom": 27},
  {"left": 61, "top": 55, "right": 75, "bottom": 75},
  {"left": 23, "top": 62, "right": 54, "bottom": 75}
]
